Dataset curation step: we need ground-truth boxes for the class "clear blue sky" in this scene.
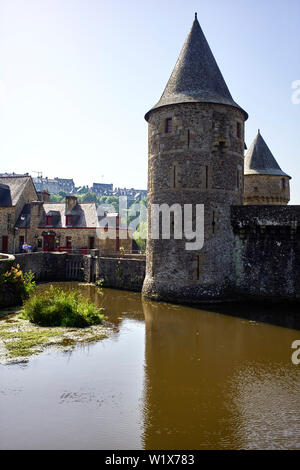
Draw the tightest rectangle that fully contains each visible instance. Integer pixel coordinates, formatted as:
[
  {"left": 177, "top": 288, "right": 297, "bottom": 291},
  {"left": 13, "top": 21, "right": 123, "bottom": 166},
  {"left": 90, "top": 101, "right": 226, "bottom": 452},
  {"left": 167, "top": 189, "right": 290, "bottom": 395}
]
[{"left": 0, "top": 0, "right": 299, "bottom": 200}]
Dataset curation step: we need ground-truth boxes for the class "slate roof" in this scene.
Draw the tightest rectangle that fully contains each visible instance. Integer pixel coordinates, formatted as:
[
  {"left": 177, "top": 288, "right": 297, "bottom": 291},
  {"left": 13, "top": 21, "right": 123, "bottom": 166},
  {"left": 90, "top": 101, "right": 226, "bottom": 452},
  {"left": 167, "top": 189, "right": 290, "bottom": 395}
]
[
  {"left": 39, "top": 203, "right": 99, "bottom": 228},
  {"left": 145, "top": 14, "right": 247, "bottom": 121},
  {"left": 245, "top": 131, "right": 290, "bottom": 178},
  {"left": 0, "top": 176, "right": 36, "bottom": 206}
]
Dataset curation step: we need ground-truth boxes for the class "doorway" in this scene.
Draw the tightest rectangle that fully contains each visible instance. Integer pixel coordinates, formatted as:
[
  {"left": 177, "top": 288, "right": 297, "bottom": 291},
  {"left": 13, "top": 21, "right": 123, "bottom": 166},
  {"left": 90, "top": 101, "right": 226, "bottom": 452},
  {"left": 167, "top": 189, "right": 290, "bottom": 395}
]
[
  {"left": 43, "top": 235, "right": 55, "bottom": 252},
  {"left": 2, "top": 236, "right": 8, "bottom": 253}
]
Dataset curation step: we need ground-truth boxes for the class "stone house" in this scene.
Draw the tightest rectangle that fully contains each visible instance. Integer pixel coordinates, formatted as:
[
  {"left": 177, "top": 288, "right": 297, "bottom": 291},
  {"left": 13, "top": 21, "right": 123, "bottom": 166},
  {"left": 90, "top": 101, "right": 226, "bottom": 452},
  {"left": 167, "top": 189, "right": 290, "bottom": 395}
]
[
  {"left": 0, "top": 176, "right": 38, "bottom": 253},
  {"left": 0, "top": 176, "right": 132, "bottom": 254}
]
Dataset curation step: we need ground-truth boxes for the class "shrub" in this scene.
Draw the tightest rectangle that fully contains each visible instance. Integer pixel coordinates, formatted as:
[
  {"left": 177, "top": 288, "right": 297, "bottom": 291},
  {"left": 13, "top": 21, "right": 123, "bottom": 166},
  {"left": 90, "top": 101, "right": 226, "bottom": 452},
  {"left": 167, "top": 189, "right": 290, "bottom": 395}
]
[
  {"left": 21, "top": 286, "right": 105, "bottom": 328},
  {"left": 0, "top": 265, "right": 36, "bottom": 302}
]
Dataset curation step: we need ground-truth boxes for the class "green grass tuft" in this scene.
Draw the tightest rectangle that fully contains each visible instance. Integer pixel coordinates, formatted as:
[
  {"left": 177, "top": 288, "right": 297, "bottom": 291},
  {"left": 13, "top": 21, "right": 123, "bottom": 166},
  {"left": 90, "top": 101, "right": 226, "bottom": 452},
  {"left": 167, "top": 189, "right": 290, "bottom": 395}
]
[{"left": 20, "top": 285, "right": 105, "bottom": 328}]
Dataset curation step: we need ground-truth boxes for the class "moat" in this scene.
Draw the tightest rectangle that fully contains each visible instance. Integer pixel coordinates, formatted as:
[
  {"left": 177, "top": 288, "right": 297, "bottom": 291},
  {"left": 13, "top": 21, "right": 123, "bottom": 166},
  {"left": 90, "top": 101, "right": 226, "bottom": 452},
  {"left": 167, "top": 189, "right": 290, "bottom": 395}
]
[{"left": 0, "top": 283, "right": 299, "bottom": 450}]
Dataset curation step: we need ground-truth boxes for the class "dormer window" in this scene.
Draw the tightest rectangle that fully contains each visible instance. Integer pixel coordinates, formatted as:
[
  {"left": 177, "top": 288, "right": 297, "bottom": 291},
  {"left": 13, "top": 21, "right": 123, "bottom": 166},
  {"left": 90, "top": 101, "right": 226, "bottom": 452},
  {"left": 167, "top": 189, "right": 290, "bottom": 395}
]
[
  {"left": 165, "top": 118, "right": 172, "bottom": 134},
  {"left": 66, "top": 215, "right": 73, "bottom": 226},
  {"left": 46, "top": 215, "right": 53, "bottom": 226}
]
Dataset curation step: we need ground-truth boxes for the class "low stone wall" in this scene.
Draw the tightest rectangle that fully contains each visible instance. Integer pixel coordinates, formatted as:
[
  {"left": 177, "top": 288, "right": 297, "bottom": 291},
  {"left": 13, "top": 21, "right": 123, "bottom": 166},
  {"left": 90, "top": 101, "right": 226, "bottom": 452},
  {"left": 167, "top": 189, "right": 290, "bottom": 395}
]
[
  {"left": 15, "top": 252, "right": 69, "bottom": 282},
  {"left": 98, "top": 256, "right": 146, "bottom": 292},
  {"left": 12, "top": 252, "right": 146, "bottom": 292}
]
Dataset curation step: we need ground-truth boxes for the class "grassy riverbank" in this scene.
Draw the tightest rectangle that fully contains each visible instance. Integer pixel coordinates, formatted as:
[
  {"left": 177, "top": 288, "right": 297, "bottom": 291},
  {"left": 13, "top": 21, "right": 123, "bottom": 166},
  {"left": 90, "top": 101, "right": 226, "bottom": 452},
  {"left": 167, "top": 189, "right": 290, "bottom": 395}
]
[
  {"left": 0, "top": 284, "right": 113, "bottom": 364},
  {"left": 0, "top": 315, "right": 113, "bottom": 363}
]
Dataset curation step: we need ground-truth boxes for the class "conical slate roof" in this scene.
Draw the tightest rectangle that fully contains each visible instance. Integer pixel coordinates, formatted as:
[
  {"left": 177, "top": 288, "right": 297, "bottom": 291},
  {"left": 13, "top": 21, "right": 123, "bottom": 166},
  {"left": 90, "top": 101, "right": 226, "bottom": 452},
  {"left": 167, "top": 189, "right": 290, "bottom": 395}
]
[
  {"left": 245, "top": 131, "right": 290, "bottom": 178},
  {"left": 145, "top": 14, "right": 248, "bottom": 121}
]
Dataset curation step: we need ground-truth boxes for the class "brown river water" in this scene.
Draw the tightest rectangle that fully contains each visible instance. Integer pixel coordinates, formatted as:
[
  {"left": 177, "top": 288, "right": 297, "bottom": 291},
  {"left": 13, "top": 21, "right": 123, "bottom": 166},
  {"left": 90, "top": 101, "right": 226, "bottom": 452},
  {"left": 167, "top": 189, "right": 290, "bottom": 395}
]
[{"left": 0, "top": 283, "right": 300, "bottom": 450}]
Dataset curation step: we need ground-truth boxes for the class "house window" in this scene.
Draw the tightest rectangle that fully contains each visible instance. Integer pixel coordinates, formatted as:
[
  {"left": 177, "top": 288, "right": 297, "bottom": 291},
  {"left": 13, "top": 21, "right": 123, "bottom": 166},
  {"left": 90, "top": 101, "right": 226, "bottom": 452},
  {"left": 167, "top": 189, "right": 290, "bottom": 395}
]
[
  {"left": 19, "top": 236, "right": 25, "bottom": 249},
  {"left": 46, "top": 215, "right": 53, "bottom": 226},
  {"left": 7, "top": 214, "right": 11, "bottom": 231},
  {"left": 66, "top": 236, "right": 72, "bottom": 248},
  {"left": 237, "top": 122, "right": 241, "bottom": 138},
  {"left": 165, "top": 118, "right": 172, "bottom": 134},
  {"left": 88, "top": 237, "right": 95, "bottom": 249},
  {"left": 66, "top": 215, "right": 73, "bottom": 226}
]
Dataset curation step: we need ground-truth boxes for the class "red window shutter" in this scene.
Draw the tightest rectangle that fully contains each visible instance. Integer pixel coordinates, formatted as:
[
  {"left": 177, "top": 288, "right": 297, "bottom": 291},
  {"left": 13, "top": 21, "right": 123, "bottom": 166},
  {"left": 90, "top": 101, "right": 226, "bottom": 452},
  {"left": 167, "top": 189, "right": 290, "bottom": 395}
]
[
  {"left": 46, "top": 216, "right": 53, "bottom": 226},
  {"left": 66, "top": 215, "right": 73, "bottom": 226}
]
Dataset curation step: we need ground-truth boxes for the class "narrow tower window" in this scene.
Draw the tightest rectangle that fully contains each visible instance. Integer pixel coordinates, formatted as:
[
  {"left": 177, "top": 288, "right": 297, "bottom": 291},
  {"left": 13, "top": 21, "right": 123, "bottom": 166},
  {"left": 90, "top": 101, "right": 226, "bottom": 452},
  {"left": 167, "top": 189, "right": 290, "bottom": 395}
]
[
  {"left": 237, "top": 122, "right": 241, "bottom": 138},
  {"left": 281, "top": 178, "right": 286, "bottom": 190},
  {"left": 165, "top": 118, "right": 172, "bottom": 134},
  {"left": 205, "top": 165, "right": 209, "bottom": 189},
  {"left": 237, "top": 170, "right": 240, "bottom": 189},
  {"left": 212, "top": 211, "right": 216, "bottom": 234},
  {"left": 196, "top": 255, "right": 201, "bottom": 280},
  {"left": 187, "top": 129, "right": 190, "bottom": 148},
  {"left": 173, "top": 165, "right": 176, "bottom": 188}
]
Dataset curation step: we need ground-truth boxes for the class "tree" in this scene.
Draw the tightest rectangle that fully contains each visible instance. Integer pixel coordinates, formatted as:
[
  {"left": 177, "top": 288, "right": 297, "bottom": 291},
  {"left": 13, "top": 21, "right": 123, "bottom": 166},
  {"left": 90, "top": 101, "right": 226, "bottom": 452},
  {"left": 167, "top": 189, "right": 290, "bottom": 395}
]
[{"left": 79, "top": 192, "right": 98, "bottom": 203}]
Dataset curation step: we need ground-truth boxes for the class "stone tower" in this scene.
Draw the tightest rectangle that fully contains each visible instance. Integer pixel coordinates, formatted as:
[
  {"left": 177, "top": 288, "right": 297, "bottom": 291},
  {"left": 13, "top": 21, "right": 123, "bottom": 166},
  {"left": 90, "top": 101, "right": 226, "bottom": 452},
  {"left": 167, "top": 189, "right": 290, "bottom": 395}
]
[
  {"left": 244, "top": 130, "right": 291, "bottom": 205},
  {"left": 142, "top": 14, "right": 248, "bottom": 303}
]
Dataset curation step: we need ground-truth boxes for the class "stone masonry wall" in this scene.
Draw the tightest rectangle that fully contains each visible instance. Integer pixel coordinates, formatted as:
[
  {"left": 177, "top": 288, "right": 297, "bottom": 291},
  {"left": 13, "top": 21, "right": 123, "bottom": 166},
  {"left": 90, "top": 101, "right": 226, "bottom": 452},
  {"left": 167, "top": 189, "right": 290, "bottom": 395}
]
[
  {"left": 244, "top": 174, "right": 290, "bottom": 205},
  {"left": 12, "top": 252, "right": 146, "bottom": 292},
  {"left": 15, "top": 252, "right": 69, "bottom": 282},
  {"left": 143, "top": 102, "right": 246, "bottom": 303},
  {"left": 98, "top": 256, "right": 146, "bottom": 292},
  {"left": 231, "top": 205, "right": 300, "bottom": 302},
  {"left": 0, "top": 207, "right": 16, "bottom": 253}
]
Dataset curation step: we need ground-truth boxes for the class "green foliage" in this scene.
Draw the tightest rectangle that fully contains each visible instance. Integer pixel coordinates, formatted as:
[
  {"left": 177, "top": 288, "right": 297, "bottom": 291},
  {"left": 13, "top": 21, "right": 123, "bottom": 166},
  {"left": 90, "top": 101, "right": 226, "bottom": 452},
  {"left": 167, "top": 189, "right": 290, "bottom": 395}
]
[
  {"left": 104, "top": 196, "right": 119, "bottom": 211},
  {"left": 23, "top": 271, "right": 36, "bottom": 297},
  {"left": 133, "top": 221, "right": 147, "bottom": 253},
  {"left": 76, "top": 186, "right": 89, "bottom": 194},
  {"left": 0, "top": 265, "right": 36, "bottom": 301},
  {"left": 21, "top": 286, "right": 105, "bottom": 328},
  {"left": 78, "top": 192, "right": 98, "bottom": 203},
  {"left": 0, "top": 327, "right": 62, "bottom": 358}
]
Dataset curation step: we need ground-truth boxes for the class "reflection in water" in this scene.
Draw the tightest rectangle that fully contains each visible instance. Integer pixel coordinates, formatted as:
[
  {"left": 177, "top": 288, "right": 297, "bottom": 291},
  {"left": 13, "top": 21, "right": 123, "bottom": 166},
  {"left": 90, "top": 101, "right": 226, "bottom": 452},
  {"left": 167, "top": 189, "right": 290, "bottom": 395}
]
[
  {"left": 142, "top": 300, "right": 300, "bottom": 449},
  {"left": 0, "top": 284, "right": 299, "bottom": 449}
]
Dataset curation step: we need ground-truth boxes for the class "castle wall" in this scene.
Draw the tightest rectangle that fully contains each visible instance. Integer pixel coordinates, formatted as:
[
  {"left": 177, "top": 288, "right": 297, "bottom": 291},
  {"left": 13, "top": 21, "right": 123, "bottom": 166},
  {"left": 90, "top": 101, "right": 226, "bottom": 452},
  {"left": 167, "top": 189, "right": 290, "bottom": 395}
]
[{"left": 231, "top": 205, "right": 300, "bottom": 302}]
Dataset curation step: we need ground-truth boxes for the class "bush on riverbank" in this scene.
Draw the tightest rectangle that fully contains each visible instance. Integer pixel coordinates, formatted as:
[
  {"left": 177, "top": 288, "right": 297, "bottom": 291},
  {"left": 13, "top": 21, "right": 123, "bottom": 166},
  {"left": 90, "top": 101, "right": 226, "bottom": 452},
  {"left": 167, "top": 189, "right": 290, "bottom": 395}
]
[
  {"left": 20, "top": 285, "right": 105, "bottom": 328},
  {"left": 0, "top": 265, "right": 36, "bottom": 307}
]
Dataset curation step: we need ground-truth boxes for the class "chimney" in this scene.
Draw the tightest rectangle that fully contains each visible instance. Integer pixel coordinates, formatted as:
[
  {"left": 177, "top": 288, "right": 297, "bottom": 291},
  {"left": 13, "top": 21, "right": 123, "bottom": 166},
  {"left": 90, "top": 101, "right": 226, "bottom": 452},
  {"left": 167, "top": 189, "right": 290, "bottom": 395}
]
[
  {"left": 37, "top": 190, "right": 50, "bottom": 202},
  {"left": 65, "top": 195, "right": 77, "bottom": 212}
]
